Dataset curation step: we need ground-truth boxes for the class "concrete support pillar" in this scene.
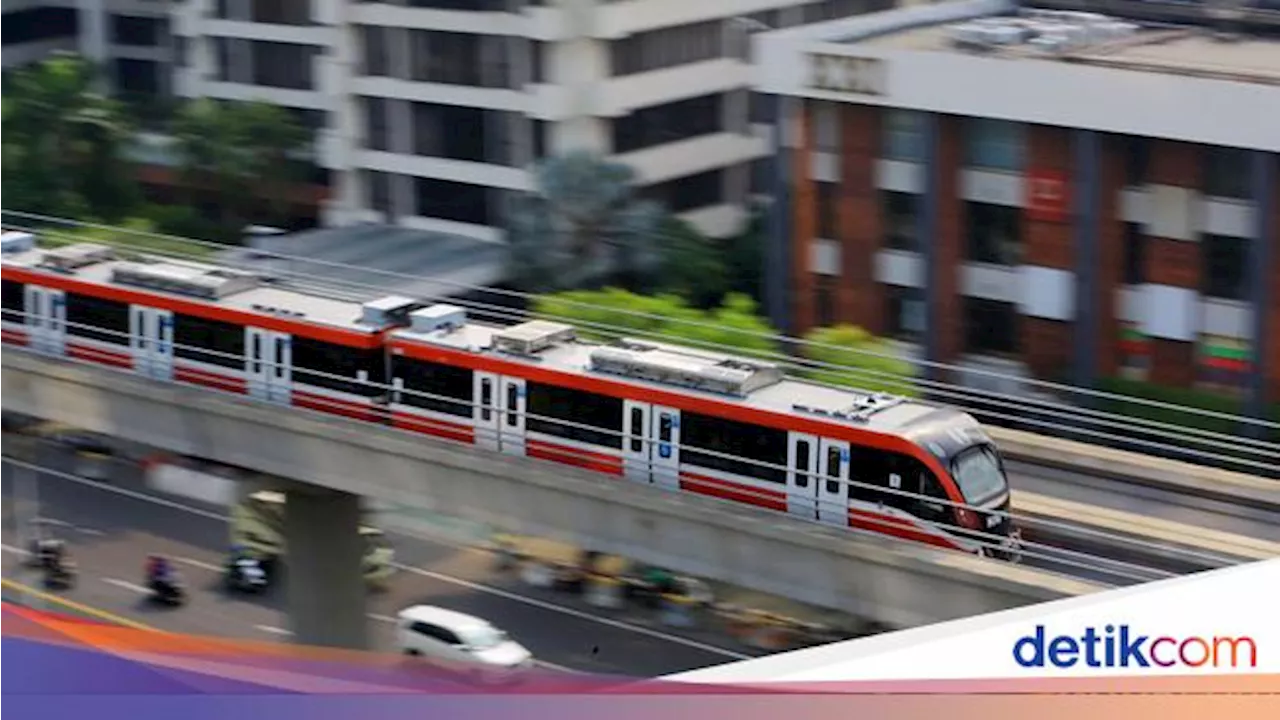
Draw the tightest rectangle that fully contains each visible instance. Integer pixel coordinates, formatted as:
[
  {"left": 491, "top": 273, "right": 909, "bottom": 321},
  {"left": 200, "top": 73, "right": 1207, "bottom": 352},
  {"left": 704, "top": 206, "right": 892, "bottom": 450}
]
[
  {"left": 284, "top": 487, "right": 368, "bottom": 650},
  {"left": 1072, "top": 129, "right": 1100, "bottom": 392},
  {"left": 1247, "top": 151, "right": 1275, "bottom": 427}
]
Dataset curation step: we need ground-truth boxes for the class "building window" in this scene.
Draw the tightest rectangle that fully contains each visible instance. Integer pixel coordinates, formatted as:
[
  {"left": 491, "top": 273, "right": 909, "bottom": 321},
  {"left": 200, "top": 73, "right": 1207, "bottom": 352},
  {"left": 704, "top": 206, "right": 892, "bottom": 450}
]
[
  {"left": 212, "top": 37, "right": 231, "bottom": 82},
  {"left": 964, "top": 118, "right": 1024, "bottom": 172},
  {"left": 363, "top": 96, "right": 389, "bottom": 151},
  {"left": 253, "top": 0, "right": 313, "bottom": 25},
  {"left": 610, "top": 20, "right": 722, "bottom": 77},
  {"left": 882, "top": 109, "right": 924, "bottom": 162},
  {"left": 532, "top": 119, "right": 548, "bottom": 160},
  {"left": 1202, "top": 234, "right": 1248, "bottom": 300},
  {"left": 814, "top": 276, "right": 836, "bottom": 328},
  {"left": 612, "top": 94, "right": 722, "bottom": 154},
  {"left": 749, "top": 92, "right": 776, "bottom": 125},
  {"left": 885, "top": 285, "right": 925, "bottom": 342},
  {"left": 816, "top": 182, "right": 838, "bottom": 239},
  {"left": 412, "top": 102, "right": 486, "bottom": 162},
  {"left": 362, "top": 26, "right": 389, "bottom": 76},
  {"left": 1122, "top": 222, "right": 1145, "bottom": 285},
  {"left": 413, "top": 177, "right": 490, "bottom": 226},
  {"left": 1118, "top": 323, "right": 1150, "bottom": 381},
  {"left": 2, "top": 7, "right": 79, "bottom": 44},
  {"left": 365, "top": 170, "right": 392, "bottom": 217},
  {"left": 110, "top": 14, "right": 164, "bottom": 47},
  {"left": 964, "top": 298, "right": 1019, "bottom": 356},
  {"left": 644, "top": 170, "right": 723, "bottom": 213},
  {"left": 1124, "top": 136, "right": 1149, "bottom": 186},
  {"left": 1204, "top": 147, "right": 1250, "bottom": 199},
  {"left": 1195, "top": 335, "right": 1251, "bottom": 396},
  {"left": 964, "top": 203, "right": 1022, "bottom": 265},
  {"left": 882, "top": 191, "right": 917, "bottom": 251},
  {"left": 251, "top": 41, "right": 316, "bottom": 90},
  {"left": 114, "top": 59, "right": 160, "bottom": 95}
]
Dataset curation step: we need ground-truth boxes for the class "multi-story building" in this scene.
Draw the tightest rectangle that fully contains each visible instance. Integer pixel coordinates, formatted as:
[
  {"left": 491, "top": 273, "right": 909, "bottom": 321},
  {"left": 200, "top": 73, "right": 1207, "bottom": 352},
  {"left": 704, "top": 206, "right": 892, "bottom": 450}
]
[
  {"left": 167, "top": 0, "right": 891, "bottom": 241},
  {"left": 755, "top": 0, "right": 1280, "bottom": 406},
  {"left": 2, "top": 0, "right": 175, "bottom": 99}
]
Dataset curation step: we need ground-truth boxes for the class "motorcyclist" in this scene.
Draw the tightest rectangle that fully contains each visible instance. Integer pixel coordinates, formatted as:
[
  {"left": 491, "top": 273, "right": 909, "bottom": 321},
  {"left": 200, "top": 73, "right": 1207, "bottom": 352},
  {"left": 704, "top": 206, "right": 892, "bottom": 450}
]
[
  {"left": 146, "top": 554, "right": 173, "bottom": 586},
  {"left": 37, "top": 538, "right": 66, "bottom": 572}
]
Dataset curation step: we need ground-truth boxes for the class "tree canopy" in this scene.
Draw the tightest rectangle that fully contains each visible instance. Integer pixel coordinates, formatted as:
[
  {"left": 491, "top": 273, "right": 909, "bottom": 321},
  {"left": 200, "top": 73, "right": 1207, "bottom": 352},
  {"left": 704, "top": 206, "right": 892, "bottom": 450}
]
[
  {"left": 506, "top": 152, "right": 666, "bottom": 293},
  {"left": 800, "top": 325, "right": 919, "bottom": 397},
  {"left": 2, "top": 53, "right": 140, "bottom": 222}
]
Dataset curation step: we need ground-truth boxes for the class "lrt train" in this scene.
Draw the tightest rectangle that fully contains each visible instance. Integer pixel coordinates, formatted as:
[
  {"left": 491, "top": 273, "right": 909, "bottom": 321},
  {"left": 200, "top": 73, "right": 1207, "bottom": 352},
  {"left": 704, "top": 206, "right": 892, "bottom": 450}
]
[{"left": 0, "top": 234, "right": 1022, "bottom": 559}]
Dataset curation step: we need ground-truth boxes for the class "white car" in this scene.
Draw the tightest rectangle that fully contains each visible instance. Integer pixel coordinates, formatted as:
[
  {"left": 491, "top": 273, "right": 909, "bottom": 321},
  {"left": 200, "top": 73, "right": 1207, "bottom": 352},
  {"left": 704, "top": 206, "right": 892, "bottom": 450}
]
[{"left": 396, "top": 605, "right": 534, "bottom": 684}]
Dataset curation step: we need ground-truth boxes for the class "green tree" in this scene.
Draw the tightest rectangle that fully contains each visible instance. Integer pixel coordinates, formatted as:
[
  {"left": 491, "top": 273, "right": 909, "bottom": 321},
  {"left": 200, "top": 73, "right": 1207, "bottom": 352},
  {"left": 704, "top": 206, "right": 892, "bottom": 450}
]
[
  {"left": 506, "top": 152, "right": 665, "bottom": 293},
  {"left": 172, "top": 99, "right": 310, "bottom": 234},
  {"left": 725, "top": 203, "right": 766, "bottom": 305},
  {"left": 533, "top": 289, "right": 779, "bottom": 359},
  {"left": 654, "top": 216, "right": 728, "bottom": 309},
  {"left": 1, "top": 53, "right": 139, "bottom": 221},
  {"left": 801, "top": 325, "right": 918, "bottom": 397}
]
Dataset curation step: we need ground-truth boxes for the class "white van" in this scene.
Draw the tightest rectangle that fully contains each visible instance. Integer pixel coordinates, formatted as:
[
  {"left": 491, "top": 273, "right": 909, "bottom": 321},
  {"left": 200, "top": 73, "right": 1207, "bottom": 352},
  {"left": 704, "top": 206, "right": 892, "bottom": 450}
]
[{"left": 396, "top": 605, "right": 533, "bottom": 684}]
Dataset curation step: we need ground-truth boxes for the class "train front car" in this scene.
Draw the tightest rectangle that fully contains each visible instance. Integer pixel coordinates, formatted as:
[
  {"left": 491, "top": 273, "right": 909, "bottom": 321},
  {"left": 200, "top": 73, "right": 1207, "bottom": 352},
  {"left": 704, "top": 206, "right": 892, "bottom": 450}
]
[{"left": 907, "top": 413, "right": 1023, "bottom": 562}]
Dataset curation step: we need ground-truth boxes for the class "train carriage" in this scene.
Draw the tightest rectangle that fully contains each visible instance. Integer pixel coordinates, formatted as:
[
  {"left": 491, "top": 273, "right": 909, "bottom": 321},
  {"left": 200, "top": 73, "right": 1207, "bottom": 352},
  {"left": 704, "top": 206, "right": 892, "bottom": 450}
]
[
  {"left": 0, "top": 236, "right": 401, "bottom": 423},
  {"left": 386, "top": 306, "right": 1022, "bottom": 558},
  {"left": 1, "top": 233, "right": 1022, "bottom": 559}
]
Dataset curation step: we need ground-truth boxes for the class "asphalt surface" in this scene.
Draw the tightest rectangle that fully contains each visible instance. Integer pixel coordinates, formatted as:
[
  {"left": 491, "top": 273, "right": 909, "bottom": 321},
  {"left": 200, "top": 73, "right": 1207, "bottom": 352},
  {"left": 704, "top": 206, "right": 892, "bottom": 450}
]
[{"left": 1, "top": 444, "right": 761, "bottom": 678}]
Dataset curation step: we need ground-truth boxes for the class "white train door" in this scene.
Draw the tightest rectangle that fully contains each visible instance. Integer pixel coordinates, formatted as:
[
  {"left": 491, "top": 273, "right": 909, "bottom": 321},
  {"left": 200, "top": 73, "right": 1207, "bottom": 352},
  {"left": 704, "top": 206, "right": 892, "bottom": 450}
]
[
  {"left": 622, "top": 400, "right": 651, "bottom": 483},
  {"left": 498, "top": 376, "right": 526, "bottom": 456},
  {"left": 786, "top": 432, "right": 818, "bottom": 518},
  {"left": 246, "top": 328, "right": 292, "bottom": 404},
  {"left": 473, "top": 371, "right": 499, "bottom": 451},
  {"left": 23, "top": 286, "right": 65, "bottom": 355},
  {"left": 651, "top": 406, "right": 679, "bottom": 490},
  {"left": 129, "top": 306, "right": 174, "bottom": 381},
  {"left": 818, "top": 439, "right": 850, "bottom": 525}
]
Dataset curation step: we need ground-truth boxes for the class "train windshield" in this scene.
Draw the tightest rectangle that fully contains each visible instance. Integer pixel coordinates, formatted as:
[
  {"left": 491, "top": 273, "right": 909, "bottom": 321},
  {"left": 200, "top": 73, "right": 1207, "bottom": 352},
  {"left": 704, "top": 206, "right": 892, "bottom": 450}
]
[{"left": 950, "top": 444, "right": 1008, "bottom": 504}]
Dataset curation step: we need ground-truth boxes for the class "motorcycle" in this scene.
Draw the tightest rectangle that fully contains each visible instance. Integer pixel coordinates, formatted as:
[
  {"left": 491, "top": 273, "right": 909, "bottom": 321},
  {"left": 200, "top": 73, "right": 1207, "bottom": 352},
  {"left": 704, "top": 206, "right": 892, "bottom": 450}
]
[
  {"left": 148, "top": 575, "right": 187, "bottom": 607},
  {"left": 224, "top": 557, "right": 269, "bottom": 593},
  {"left": 42, "top": 561, "right": 78, "bottom": 590}
]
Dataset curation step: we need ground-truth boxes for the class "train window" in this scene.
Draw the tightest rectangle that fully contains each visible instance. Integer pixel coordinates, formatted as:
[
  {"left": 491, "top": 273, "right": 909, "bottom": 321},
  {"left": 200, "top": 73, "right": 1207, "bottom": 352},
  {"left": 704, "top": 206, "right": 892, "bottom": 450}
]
[
  {"left": 794, "top": 440, "right": 811, "bottom": 488},
  {"left": 392, "top": 356, "right": 473, "bottom": 416},
  {"left": 479, "top": 378, "right": 493, "bottom": 421},
  {"left": 526, "top": 381, "right": 623, "bottom": 449},
  {"left": 64, "top": 293, "right": 129, "bottom": 345},
  {"left": 658, "top": 414, "right": 672, "bottom": 443},
  {"left": 173, "top": 314, "right": 246, "bottom": 369},
  {"left": 825, "top": 446, "right": 842, "bottom": 495},
  {"left": 291, "top": 336, "right": 385, "bottom": 398},
  {"left": 1, "top": 279, "right": 23, "bottom": 323},
  {"left": 847, "top": 446, "right": 890, "bottom": 502},
  {"left": 506, "top": 384, "right": 519, "bottom": 427},
  {"left": 680, "top": 412, "right": 787, "bottom": 484},
  {"left": 629, "top": 408, "right": 643, "bottom": 452}
]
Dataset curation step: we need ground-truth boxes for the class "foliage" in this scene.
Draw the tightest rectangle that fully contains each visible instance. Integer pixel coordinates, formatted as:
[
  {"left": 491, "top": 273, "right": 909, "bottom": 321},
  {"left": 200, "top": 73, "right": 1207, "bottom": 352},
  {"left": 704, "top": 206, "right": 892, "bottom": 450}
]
[
  {"left": 534, "top": 288, "right": 779, "bottom": 360},
  {"left": 1095, "top": 377, "right": 1280, "bottom": 442},
  {"left": 506, "top": 152, "right": 666, "bottom": 293},
  {"left": 29, "top": 212, "right": 218, "bottom": 259},
  {"left": 1, "top": 53, "right": 140, "bottom": 222},
  {"left": 171, "top": 98, "right": 311, "bottom": 233},
  {"left": 801, "top": 325, "right": 919, "bottom": 397},
  {"left": 723, "top": 203, "right": 766, "bottom": 306},
  {"left": 653, "top": 216, "right": 728, "bottom": 309}
]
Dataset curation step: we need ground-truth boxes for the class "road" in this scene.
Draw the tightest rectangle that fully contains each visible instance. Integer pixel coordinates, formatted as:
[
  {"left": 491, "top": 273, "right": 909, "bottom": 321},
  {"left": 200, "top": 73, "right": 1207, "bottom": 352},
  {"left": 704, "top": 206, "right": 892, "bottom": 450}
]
[{"left": 1, "top": 444, "right": 759, "bottom": 678}]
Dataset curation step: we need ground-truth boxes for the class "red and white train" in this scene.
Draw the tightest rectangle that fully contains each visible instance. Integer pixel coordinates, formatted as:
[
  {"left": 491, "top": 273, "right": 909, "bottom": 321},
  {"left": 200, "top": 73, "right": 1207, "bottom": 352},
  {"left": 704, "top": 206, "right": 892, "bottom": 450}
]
[{"left": 1, "top": 234, "right": 1022, "bottom": 558}]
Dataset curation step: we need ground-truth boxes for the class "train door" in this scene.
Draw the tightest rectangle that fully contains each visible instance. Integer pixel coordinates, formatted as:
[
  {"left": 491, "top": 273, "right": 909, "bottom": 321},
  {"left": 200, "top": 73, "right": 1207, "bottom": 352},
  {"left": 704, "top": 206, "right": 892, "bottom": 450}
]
[
  {"left": 473, "top": 371, "right": 499, "bottom": 452},
  {"left": 818, "top": 439, "right": 850, "bottom": 525},
  {"left": 498, "top": 376, "right": 526, "bottom": 456},
  {"left": 622, "top": 400, "right": 651, "bottom": 483},
  {"left": 650, "top": 406, "right": 679, "bottom": 490},
  {"left": 23, "top": 286, "right": 65, "bottom": 355},
  {"left": 786, "top": 432, "right": 818, "bottom": 518},
  {"left": 129, "top": 306, "right": 174, "bottom": 381},
  {"left": 246, "top": 328, "right": 293, "bottom": 404}
]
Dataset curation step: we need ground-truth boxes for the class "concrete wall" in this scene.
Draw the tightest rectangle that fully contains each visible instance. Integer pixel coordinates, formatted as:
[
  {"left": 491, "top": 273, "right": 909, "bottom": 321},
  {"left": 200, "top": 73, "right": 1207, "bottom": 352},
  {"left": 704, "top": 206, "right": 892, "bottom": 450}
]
[{"left": 2, "top": 351, "right": 1100, "bottom": 629}]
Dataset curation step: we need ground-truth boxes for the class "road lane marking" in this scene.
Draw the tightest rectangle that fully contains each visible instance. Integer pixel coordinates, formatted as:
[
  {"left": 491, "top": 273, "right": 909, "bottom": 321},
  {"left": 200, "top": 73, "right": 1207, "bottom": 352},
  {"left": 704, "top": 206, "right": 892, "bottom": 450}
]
[
  {"left": 255, "top": 625, "right": 293, "bottom": 636},
  {"left": 369, "top": 613, "right": 396, "bottom": 624},
  {"left": 12, "top": 461, "right": 754, "bottom": 660},
  {"left": 176, "top": 557, "right": 222, "bottom": 572},
  {"left": 0, "top": 578, "right": 158, "bottom": 631},
  {"left": 103, "top": 577, "right": 151, "bottom": 594}
]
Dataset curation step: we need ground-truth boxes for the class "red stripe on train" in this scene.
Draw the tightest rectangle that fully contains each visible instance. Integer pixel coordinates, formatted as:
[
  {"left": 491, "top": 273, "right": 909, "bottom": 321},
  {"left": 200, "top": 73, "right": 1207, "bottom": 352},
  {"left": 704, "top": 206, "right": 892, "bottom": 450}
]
[
  {"left": 294, "top": 391, "right": 385, "bottom": 424},
  {"left": 1, "top": 329, "right": 29, "bottom": 345},
  {"left": 390, "top": 410, "right": 475, "bottom": 445},
  {"left": 66, "top": 343, "right": 133, "bottom": 369},
  {"left": 678, "top": 471, "right": 788, "bottom": 513},
  {"left": 175, "top": 366, "right": 248, "bottom": 394},
  {"left": 526, "top": 439, "right": 624, "bottom": 476},
  {"left": 848, "top": 507, "right": 965, "bottom": 551}
]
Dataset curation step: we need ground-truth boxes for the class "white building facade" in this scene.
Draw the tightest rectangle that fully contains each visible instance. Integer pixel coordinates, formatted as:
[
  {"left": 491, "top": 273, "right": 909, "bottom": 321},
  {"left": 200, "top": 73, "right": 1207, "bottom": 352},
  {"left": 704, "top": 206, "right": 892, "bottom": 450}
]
[{"left": 163, "top": 0, "right": 889, "bottom": 241}]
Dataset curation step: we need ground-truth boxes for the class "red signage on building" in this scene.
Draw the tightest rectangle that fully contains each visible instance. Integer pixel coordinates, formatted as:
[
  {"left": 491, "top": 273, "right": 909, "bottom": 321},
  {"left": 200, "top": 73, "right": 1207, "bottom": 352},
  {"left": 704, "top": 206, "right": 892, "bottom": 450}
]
[{"left": 1025, "top": 169, "right": 1069, "bottom": 223}]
